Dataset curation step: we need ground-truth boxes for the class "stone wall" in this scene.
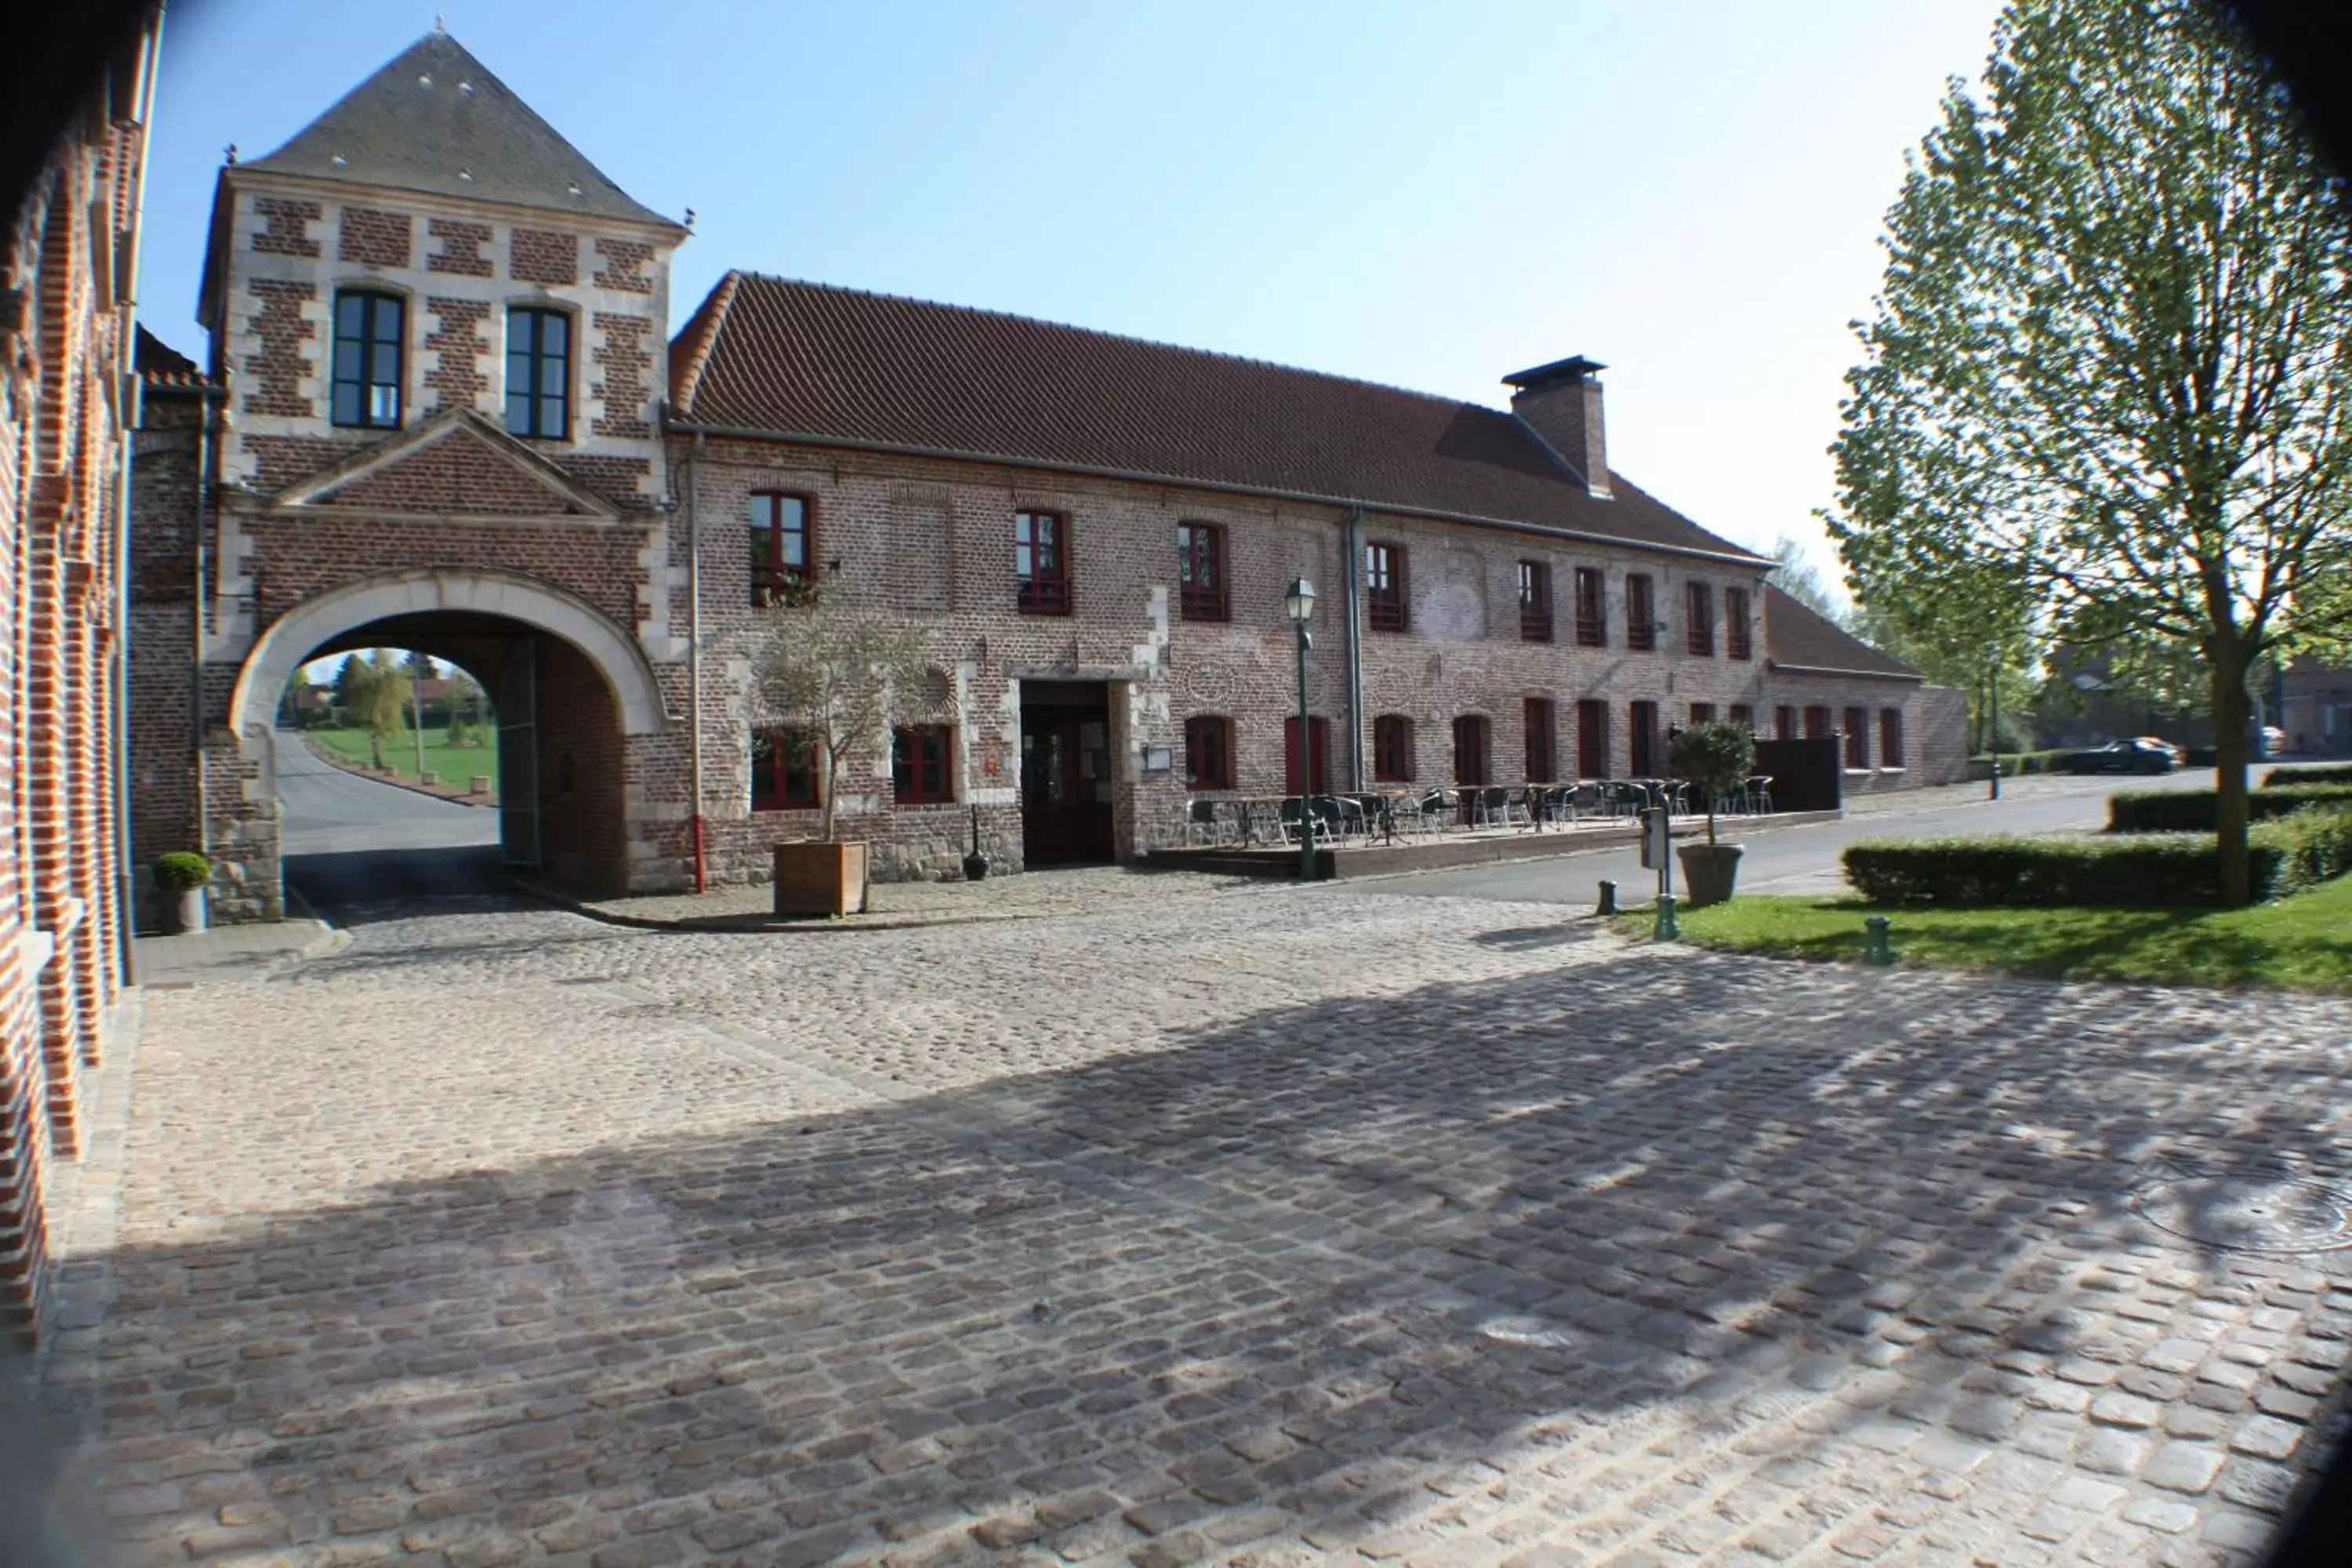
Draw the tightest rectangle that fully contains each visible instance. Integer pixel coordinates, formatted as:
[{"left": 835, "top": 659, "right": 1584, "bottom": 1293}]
[{"left": 674, "top": 438, "right": 1806, "bottom": 885}]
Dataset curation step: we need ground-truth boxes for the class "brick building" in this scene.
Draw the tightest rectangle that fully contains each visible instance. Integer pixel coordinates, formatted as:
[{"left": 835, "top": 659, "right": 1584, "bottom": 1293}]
[
  {"left": 2, "top": 7, "right": 162, "bottom": 1345},
  {"left": 128, "top": 28, "right": 1964, "bottom": 920}
]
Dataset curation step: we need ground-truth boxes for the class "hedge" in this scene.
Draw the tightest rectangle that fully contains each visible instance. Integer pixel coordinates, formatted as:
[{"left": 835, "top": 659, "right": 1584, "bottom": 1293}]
[
  {"left": 2267, "top": 764, "right": 2352, "bottom": 788},
  {"left": 1967, "top": 749, "right": 2073, "bottom": 776},
  {"left": 2107, "top": 783, "right": 2352, "bottom": 833},
  {"left": 1843, "top": 809, "right": 2352, "bottom": 907}
]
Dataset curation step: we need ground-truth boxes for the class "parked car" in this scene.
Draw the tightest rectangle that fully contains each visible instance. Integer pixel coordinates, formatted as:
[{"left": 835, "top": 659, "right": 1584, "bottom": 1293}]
[
  {"left": 2061, "top": 739, "right": 2178, "bottom": 775},
  {"left": 2132, "top": 735, "right": 2185, "bottom": 765}
]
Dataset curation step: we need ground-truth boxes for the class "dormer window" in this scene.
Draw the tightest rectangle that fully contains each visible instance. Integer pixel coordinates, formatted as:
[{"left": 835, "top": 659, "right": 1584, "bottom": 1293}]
[
  {"left": 331, "top": 289, "right": 404, "bottom": 429},
  {"left": 505, "top": 307, "right": 569, "bottom": 440}
]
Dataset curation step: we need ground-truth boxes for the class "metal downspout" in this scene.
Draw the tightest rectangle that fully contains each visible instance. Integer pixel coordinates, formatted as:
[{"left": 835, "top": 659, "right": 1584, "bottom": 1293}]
[
  {"left": 1341, "top": 507, "right": 1363, "bottom": 790},
  {"left": 113, "top": 7, "right": 165, "bottom": 981},
  {"left": 684, "top": 430, "right": 706, "bottom": 892}
]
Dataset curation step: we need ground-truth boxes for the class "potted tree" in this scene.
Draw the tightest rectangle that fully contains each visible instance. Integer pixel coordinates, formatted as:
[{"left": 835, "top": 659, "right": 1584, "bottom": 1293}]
[
  {"left": 154, "top": 851, "right": 212, "bottom": 935},
  {"left": 754, "top": 603, "right": 935, "bottom": 917},
  {"left": 1668, "top": 720, "right": 1757, "bottom": 908}
]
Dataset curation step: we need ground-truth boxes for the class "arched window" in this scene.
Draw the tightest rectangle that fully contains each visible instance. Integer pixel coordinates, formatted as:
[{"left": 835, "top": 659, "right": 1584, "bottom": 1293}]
[
  {"left": 1373, "top": 715, "right": 1414, "bottom": 783},
  {"left": 1184, "top": 715, "right": 1233, "bottom": 790},
  {"left": 506, "top": 306, "right": 570, "bottom": 439},
  {"left": 332, "top": 289, "right": 404, "bottom": 429}
]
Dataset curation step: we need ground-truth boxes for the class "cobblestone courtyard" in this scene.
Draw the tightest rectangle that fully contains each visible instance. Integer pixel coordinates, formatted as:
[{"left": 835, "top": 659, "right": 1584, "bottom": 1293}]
[{"left": 34, "top": 877, "right": 2352, "bottom": 1566}]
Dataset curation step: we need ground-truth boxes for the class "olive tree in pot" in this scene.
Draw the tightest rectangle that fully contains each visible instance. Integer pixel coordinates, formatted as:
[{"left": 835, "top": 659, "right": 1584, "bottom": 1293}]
[
  {"left": 754, "top": 604, "right": 937, "bottom": 917},
  {"left": 1668, "top": 721, "right": 1757, "bottom": 908},
  {"left": 154, "top": 851, "right": 212, "bottom": 935}
]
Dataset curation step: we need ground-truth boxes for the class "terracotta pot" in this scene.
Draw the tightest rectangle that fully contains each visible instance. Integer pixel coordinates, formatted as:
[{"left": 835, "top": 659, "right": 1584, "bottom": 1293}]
[
  {"left": 772, "top": 840, "right": 869, "bottom": 917},
  {"left": 1675, "top": 843, "right": 1744, "bottom": 909}
]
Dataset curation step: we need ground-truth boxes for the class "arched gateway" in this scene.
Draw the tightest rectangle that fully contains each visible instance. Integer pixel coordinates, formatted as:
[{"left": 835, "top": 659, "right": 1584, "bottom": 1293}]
[{"left": 125, "top": 31, "right": 694, "bottom": 924}]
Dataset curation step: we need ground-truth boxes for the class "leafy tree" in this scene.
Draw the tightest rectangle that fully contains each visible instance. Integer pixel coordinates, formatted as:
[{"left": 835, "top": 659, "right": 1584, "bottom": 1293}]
[
  {"left": 1766, "top": 536, "right": 1848, "bottom": 624},
  {"left": 1825, "top": 0, "right": 2352, "bottom": 903},
  {"left": 340, "top": 648, "right": 409, "bottom": 769},
  {"left": 1668, "top": 721, "right": 1758, "bottom": 848},
  {"left": 405, "top": 649, "right": 437, "bottom": 679},
  {"left": 754, "top": 604, "right": 942, "bottom": 842}
]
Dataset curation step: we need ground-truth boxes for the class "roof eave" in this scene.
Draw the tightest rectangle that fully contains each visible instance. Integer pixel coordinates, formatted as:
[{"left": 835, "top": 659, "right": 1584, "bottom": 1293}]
[
  {"left": 663, "top": 413, "right": 1777, "bottom": 568},
  {"left": 1766, "top": 659, "right": 1925, "bottom": 683},
  {"left": 216, "top": 163, "right": 688, "bottom": 240}
]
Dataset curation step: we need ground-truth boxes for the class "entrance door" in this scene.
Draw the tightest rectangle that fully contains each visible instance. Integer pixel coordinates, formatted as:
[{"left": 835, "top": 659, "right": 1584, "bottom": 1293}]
[
  {"left": 1020, "top": 684, "right": 1114, "bottom": 865},
  {"left": 498, "top": 642, "right": 540, "bottom": 867}
]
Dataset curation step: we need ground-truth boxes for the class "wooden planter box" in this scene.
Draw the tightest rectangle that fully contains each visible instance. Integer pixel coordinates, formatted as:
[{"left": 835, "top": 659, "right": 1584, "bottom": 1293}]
[{"left": 773, "top": 840, "right": 869, "bottom": 917}]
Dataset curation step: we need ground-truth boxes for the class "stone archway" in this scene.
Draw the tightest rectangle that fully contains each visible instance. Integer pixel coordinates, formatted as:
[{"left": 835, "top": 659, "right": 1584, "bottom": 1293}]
[
  {"left": 212, "top": 568, "right": 673, "bottom": 920},
  {"left": 228, "top": 568, "right": 667, "bottom": 741}
]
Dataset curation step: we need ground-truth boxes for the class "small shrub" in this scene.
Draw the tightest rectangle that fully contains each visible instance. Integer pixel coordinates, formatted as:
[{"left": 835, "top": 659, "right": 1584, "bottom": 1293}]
[
  {"left": 2264, "top": 807, "right": 2352, "bottom": 898},
  {"left": 153, "top": 851, "right": 212, "bottom": 891},
  {"left": 2267, "top": 764, "right": 2352, "bottom": 788},
  {"left": 2107, "top": 784, "right": 2352, "bottom": 833},
  {"left": 1843, "top": 835, "right": 2263, "bottom": 907}
]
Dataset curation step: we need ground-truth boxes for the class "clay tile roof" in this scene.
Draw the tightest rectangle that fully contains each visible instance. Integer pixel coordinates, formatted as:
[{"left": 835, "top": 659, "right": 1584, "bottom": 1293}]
[
  {"left": 242, "top": 30, "right": 675, "bottom": 229},
  {"left": 673, "top": 272, "right": 1767, "bottom": 561},
  {"left": 135, "top": 325, "right": 209, "bottom": 387},
  {"left": 1762, "top": 583, "right": 1920, "bottom": 680}
]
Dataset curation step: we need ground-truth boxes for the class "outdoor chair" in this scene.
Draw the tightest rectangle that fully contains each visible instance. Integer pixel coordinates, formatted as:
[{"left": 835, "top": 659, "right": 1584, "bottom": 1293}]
[
  {"left": 1420, "top": 789, "right": 1459, "bottom": 832},
  {"left": 1566, "top": 782, "right": 1604, "bottom": 822},
  {"left": 1493, "top": 786, "right": 1534, "bottom": 829},
  {"left": 1312, "top": 795, "right": 1364, "bottom": 844},
  {"left": 1746, "top": 775, "right": 1775, "bottom": 815}
]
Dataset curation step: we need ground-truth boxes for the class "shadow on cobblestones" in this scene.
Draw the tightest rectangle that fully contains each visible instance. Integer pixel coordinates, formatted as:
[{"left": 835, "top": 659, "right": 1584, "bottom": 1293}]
[{"left": 49, "top": 913, "right": 2352, "bottom": 1566}]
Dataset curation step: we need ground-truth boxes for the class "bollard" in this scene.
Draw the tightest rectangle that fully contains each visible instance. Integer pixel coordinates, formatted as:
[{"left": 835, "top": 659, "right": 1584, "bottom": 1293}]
[
  {"left": 1596, "top": 879, "right": 1617, "bottom": 916},
  {"left": 1653, "top": 892, "right": 1680, "bottom": 942},
  {"left": 1863, "top": 915, "right": 1894, "bottom": 966}
]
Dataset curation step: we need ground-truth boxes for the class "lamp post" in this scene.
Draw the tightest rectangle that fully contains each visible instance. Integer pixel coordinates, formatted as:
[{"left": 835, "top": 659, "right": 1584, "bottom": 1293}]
[{"left": 1285, "top": 576, "right": 1317, "bottom": 883}]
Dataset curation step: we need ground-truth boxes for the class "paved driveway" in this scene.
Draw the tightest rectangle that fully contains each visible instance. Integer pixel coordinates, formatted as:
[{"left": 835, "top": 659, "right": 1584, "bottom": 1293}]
[
  {"left": 1381, "top": 770, "right": 2263, "bottom": 906},
  {"left": 41, "top": 881, "right": 2352, "bottom": 1566},
  {"left": 274, "top": 728, "right": 503, "bottom": 913}
]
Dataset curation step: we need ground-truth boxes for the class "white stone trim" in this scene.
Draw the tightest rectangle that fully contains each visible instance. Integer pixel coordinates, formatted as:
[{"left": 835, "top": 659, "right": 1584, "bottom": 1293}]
[{"left": 226, "top": 567, "right": 672, "bottom": 738}]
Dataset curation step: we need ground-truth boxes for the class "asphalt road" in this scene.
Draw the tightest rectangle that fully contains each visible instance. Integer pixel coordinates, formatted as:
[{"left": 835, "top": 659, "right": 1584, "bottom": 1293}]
[
  {"left": 1370, "top": 765, "right": 2278, "bottom": 908},
  {"left": 274, "top": 728, "right": 503, "bottom": 913}
]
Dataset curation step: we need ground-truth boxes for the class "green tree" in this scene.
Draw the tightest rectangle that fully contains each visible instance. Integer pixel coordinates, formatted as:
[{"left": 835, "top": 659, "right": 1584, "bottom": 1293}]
[
  {"left": 754, "top": 604, "right": 942, "bottom": 843},
  {"left": 344, "top": 648, "right": 408, "bottom": 769},
  {"left": 1766, "top": 536, "right": 1848, "bottom": 624},
  {"left": 1824, "top": 0, "right": 2352, "bottom": 904}
]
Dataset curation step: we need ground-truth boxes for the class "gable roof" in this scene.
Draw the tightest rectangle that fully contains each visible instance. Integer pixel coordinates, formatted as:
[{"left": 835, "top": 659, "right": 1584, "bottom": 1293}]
[
  {"left": 241, "top": 29, "right": 675, "bottom": 229},
  {"left": 671, "top": 273, "right": 1769, "bottom": 564},
  {"left": 1762, "top": 583, "right": 1921, "bottom": 681}
]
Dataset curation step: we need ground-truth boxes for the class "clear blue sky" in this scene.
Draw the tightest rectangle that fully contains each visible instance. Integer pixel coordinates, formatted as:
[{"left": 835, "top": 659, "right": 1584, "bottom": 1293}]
[{"left": 147, "top": 0, "right": 2008, "bottom": 597}]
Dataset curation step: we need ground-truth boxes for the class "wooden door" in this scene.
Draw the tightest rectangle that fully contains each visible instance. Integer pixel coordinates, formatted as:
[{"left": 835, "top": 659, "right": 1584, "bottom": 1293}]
[{"left": 1021, "top": 705, "right": 1114, "bottom": 864}]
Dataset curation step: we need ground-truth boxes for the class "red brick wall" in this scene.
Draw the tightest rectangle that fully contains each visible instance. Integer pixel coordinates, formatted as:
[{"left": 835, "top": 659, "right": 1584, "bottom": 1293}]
[
  {"left": 2, "top": 18, "right": 154, "bottom": 1347},
  {"left": 677, "top": 437, "right": 1813, "bottom": 882},
  {"left": 509, "top": 227, "right": 578, "bottom": 285},
  {"left": 426, "top": 216, "right": 492, "bottom": 278},
  {"left": 532, "top": 633, "right": 628, "bottom": 895},
  {"left": 336, "top": 205, "right": 412, "bottom": 268}
]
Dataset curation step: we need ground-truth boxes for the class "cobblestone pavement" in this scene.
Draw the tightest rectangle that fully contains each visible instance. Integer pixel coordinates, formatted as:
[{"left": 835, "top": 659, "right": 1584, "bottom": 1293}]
[
  {"left": 572, "top": 866, "right": 1265, "bottom": 931},
  {"left": 37, "top": 884, "right": 2352, "bottom": 1567}
]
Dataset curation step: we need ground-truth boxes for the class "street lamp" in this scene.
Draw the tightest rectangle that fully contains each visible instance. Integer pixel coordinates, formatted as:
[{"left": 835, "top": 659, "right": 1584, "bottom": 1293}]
[{"left": 1285, "top": 576, "right": 1317, "bottom": 883}]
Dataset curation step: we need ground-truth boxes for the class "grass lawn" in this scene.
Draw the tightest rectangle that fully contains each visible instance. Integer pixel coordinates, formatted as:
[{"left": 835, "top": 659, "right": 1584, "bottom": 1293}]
[
  {"left": 310, "top": 724, "right": 499, "bottom": 796},
  {"left": 1613, "top": 877, "right": 2352, "bottom": 993}
]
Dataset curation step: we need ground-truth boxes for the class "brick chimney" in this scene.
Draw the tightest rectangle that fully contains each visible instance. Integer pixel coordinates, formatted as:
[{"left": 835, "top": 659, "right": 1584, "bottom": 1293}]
[{"left": 1504, "top": 355, "right": 1610, "bottom": 499}]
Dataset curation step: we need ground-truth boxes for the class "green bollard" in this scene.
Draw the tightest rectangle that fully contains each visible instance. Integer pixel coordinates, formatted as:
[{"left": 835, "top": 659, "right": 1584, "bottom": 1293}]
[
  {"left": 1596, "top": 879, "right": 1617, "bottom": 916},
  {"left": 1863, "top": 914, "right": 1894, "bottom": 965},
  {"left": 1653, "top": 893, "right": 1680, "bottom": 941}
]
